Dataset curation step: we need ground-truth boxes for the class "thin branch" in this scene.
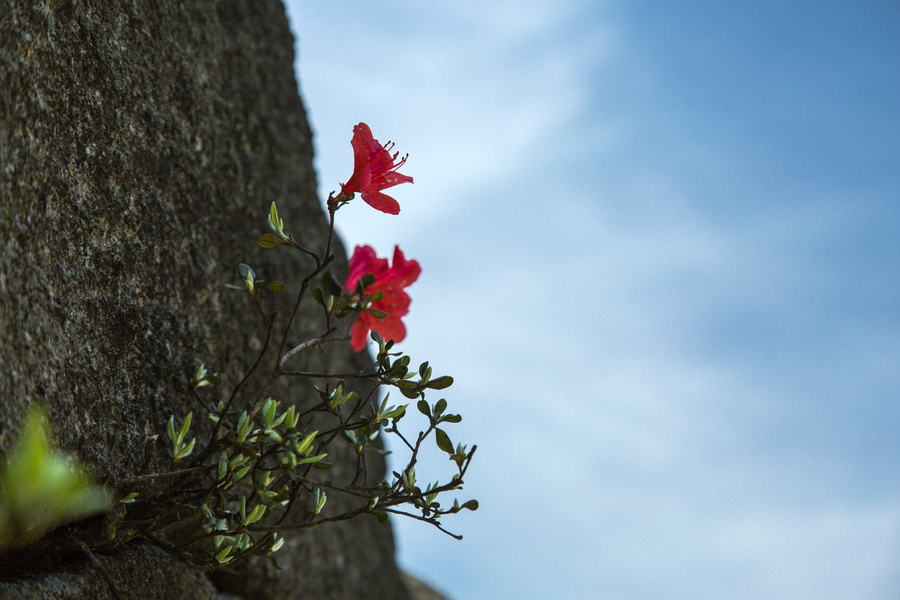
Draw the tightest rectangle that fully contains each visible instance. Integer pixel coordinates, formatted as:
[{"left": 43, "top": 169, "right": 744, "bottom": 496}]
[
  {"left": 278, "top": 328, "right": 341, "bottom": 367},
  {"left": 69, "top": 534, "right": 127, "bottom": 600},
  {"left": 280, "top": 369, "right": 377, "bottom": 379},
  {"left": 381, "top": 508, "right": 463, "bottom": 540}
]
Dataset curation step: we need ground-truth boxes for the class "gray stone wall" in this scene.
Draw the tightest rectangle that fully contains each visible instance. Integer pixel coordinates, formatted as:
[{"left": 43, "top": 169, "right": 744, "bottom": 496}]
[{"left": 0, "top": 2, "right": 420, "bottom": 598}]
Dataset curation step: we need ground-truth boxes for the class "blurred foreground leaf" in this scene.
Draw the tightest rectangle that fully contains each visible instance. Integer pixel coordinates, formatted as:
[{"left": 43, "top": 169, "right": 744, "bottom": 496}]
[{"left": 0, "top": 405, "right": 111, "bottom": 550}]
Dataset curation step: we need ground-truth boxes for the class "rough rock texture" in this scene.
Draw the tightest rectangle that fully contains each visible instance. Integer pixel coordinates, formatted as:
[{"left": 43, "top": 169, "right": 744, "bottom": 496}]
[
  {"left": 0, "top": 543, "right": 218, "bottom": 600},
  {"left": 0, "top": 1, "right": 419, "bottom": 598}
]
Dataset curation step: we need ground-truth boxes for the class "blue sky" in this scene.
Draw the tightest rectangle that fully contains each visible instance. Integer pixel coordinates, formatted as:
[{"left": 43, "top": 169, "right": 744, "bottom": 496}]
[{"left": 283, "top": 2, "right": 900, "bottom": 599}]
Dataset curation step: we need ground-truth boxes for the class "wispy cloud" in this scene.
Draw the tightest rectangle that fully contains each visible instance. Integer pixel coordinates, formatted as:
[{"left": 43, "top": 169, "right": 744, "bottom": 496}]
[{"left": 284, "top": 1, "right": 900, "bottom": 599}]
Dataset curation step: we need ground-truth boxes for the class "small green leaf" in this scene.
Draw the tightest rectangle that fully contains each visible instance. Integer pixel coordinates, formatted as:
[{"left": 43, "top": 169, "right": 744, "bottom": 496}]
[
  {"left": 461, "top": 500, "right": 479, "bottom": 511},
  {"left": 314, "top": 488, "right": 327, "bottom": 515},
  {"left": 435, "top": 428, "right": 454, "bottom": 455},
  {"left": 434, "top": 399, "right": 447, "bottom": 417},
  {"left": 284, "top": 405, "right": 298, "bottom": 430},
  {"left": 265, "top": 282, "right": 285, "bottom": 293},
  {"left": 166, "top": 416, "right": 176, "bottom": 444},
  {"left": 427, "top": 376, "right": 454, "bottom": 390},
  {"left": 237, "top": 263, "right": 255, "bottom": 279},
  {"left": 321, "top": 271, "right": 343, "bottom": 296},
  {"left": 263, "top": 398, "right": 276, "bottom": 428},
  {"left": 245, "top": 504, "right": 267, "bottom": 525},
  {"left": 175, "top": 437, "right": 196, "bottom": 461},
  {"left": 119, "top": 492, "right": 139, "bottom": 504},
  {"left": 196, "top": 373, "right": 220, "bottom": 387},
  {"left": 295, "top": 431, "right": 317, "bottom": 455},
  {"left": 268, "top": 201, "right": 288, "bottom": 239},
  {"left": 233, "top": 465, "right": 252, "bottom": 482},
  {"left": 178, "top": 412, "right": 193, "bottom": 444},
  {"left": 417, "top": 400, "right": 430, "bottom": 417},
  {"left": 215, "top": 546, "right": 233, "bottom": 564},
  {"left": 269, "top": 201, "right": 279, "bottom": 230},
  {"left": 297, "top": 453, "right": 327, "bottom": 465},
  {"left": 399, "top": 387, "right": 420, "bottom": 399},
  {"left": 256, "top": 234, "right": 286, "bottom": 248}
]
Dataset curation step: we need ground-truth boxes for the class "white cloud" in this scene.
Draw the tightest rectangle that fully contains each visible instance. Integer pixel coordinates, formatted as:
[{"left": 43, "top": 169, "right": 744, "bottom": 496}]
[{"left": 283, "top": 2, "right": 900, "bottom": 599}]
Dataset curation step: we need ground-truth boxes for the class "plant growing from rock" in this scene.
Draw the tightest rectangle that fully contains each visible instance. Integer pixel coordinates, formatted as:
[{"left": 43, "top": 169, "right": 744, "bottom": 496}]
[{"left": 0, "top": 122, "right": 477, "bottom": 573}]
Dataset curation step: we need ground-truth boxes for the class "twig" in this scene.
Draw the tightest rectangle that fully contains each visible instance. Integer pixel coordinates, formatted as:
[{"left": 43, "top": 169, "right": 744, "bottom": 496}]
[{"left": 69, "top": 535, "right": 126, "bottom": 600}]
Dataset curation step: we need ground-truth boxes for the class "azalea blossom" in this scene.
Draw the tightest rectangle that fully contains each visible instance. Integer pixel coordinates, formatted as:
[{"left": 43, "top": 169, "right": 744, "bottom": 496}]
[
  {"left": 340, "top": 122, "right": 413, "bottom": 215},
  {"left": 345, "top": 245, "right": 421, "bottom": 352}
]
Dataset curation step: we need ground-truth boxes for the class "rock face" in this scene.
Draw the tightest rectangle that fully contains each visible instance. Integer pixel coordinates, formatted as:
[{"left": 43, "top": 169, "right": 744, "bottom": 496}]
[{"left": 0, "top": 2, "right": 417, "bottom": 598}]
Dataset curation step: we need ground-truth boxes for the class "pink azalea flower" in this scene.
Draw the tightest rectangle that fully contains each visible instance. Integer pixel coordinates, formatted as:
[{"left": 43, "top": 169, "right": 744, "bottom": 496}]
[
  {"left": 340, "top": 122, "right": 413, "bottom": 215},
  {"left": 345, "top": 245, "right": 421, "bottom": 352}
]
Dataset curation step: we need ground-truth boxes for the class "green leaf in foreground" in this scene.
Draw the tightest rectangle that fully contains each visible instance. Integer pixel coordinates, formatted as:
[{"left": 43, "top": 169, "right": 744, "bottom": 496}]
[{"left": 0, "top": 405, "right": 111, "bottom": 550}]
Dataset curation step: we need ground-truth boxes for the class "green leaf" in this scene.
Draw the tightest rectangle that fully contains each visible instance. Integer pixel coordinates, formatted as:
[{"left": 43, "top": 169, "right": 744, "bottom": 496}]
[
  {"left": 417, "top": 400, "right": 430, "bottom": 417},
  {"left": 322, "top": 271, "right": 343, "bottom": 296},
  {"left": 399, "top": 387, "right": 420, "bottom": 400},
  {"left": 427, "top": 376, "right": 454, "bottom": 390},
  {"left": 0, "top": 406, "right": 112, "bottom": 550},
  {"left": 197, "top": 374, "right": 221, "bottom": 387},
  {"left": 297, "top": 453, "right": 327, "bottom": 465},
  {"left": 217, "top": 454, "right": 228, "bottom": 480},
  {"left": 256, "top": 234, "right": 286, "bottom": 248},
  {"left": 461, "top": 500, "right": 479, "bottom": 511},
  {"left": 263, "top": 398, "right": 277, "bottom": 428},
  {"left": 245, "top": 504, "right": 267, "bottom": 525},
  {"left": 175, "top": 437, "right": 196, "bottom": 461},
  {"left": 268, "top": 201, "right": 288, "bottom": 239},
  {"left": 215, "top": 546, "right": 233, "bottom": 564},
  {"left": 166, "top": 415, "right": 176, "bottom": 444},
  {"left": 269, "top": 201, "right": 279, "bottom": 230},
  {"left": 178, "top": 412, "right": 193, "bottom": 444},
  {"left": 435, "top": 428, "right": 454, "bottom": 455},
  {"left": 381, "top": 404, "right": 407, "bottom": 421},
  {"left": 236, "top": 411, "right": 250, "bottom": 444},
  {"left": 283, "top": 405, "right": 297, "bottom": 430},
  {"left": 314, "top": 488, "right": 327, "bottom": 515},
  {"left": 440, "top": 413, "right": 462, "bottom": 424},
  {"left": 295, "top": 431, "right": 317, "bottom": 455},
  {"left": 119, "top": 492, "right": 139, "bottom": 504},
  {"left": 434, "top": 399, "right": 447, "bottom": 417},
  {"left": 265, "top": 282, "right": 285, "bottom": 293},
  {"left": 237, "top": 263, "right": 255, "bottom": 279},
  {"left": 233, "top": 465, "right": 252, "bottom": 482},
  {"left": 375, "top": 512, "right": 388, "bottom": 523}
]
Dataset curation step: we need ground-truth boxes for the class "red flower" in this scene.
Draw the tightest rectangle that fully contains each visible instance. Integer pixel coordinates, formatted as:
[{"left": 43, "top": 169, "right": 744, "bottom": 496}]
[
  {"left": 340, "top": 122, "right": 413, "bottom": 215},
  {"left": 345, "top": 245, "right": 421, "bottom": 352}
]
